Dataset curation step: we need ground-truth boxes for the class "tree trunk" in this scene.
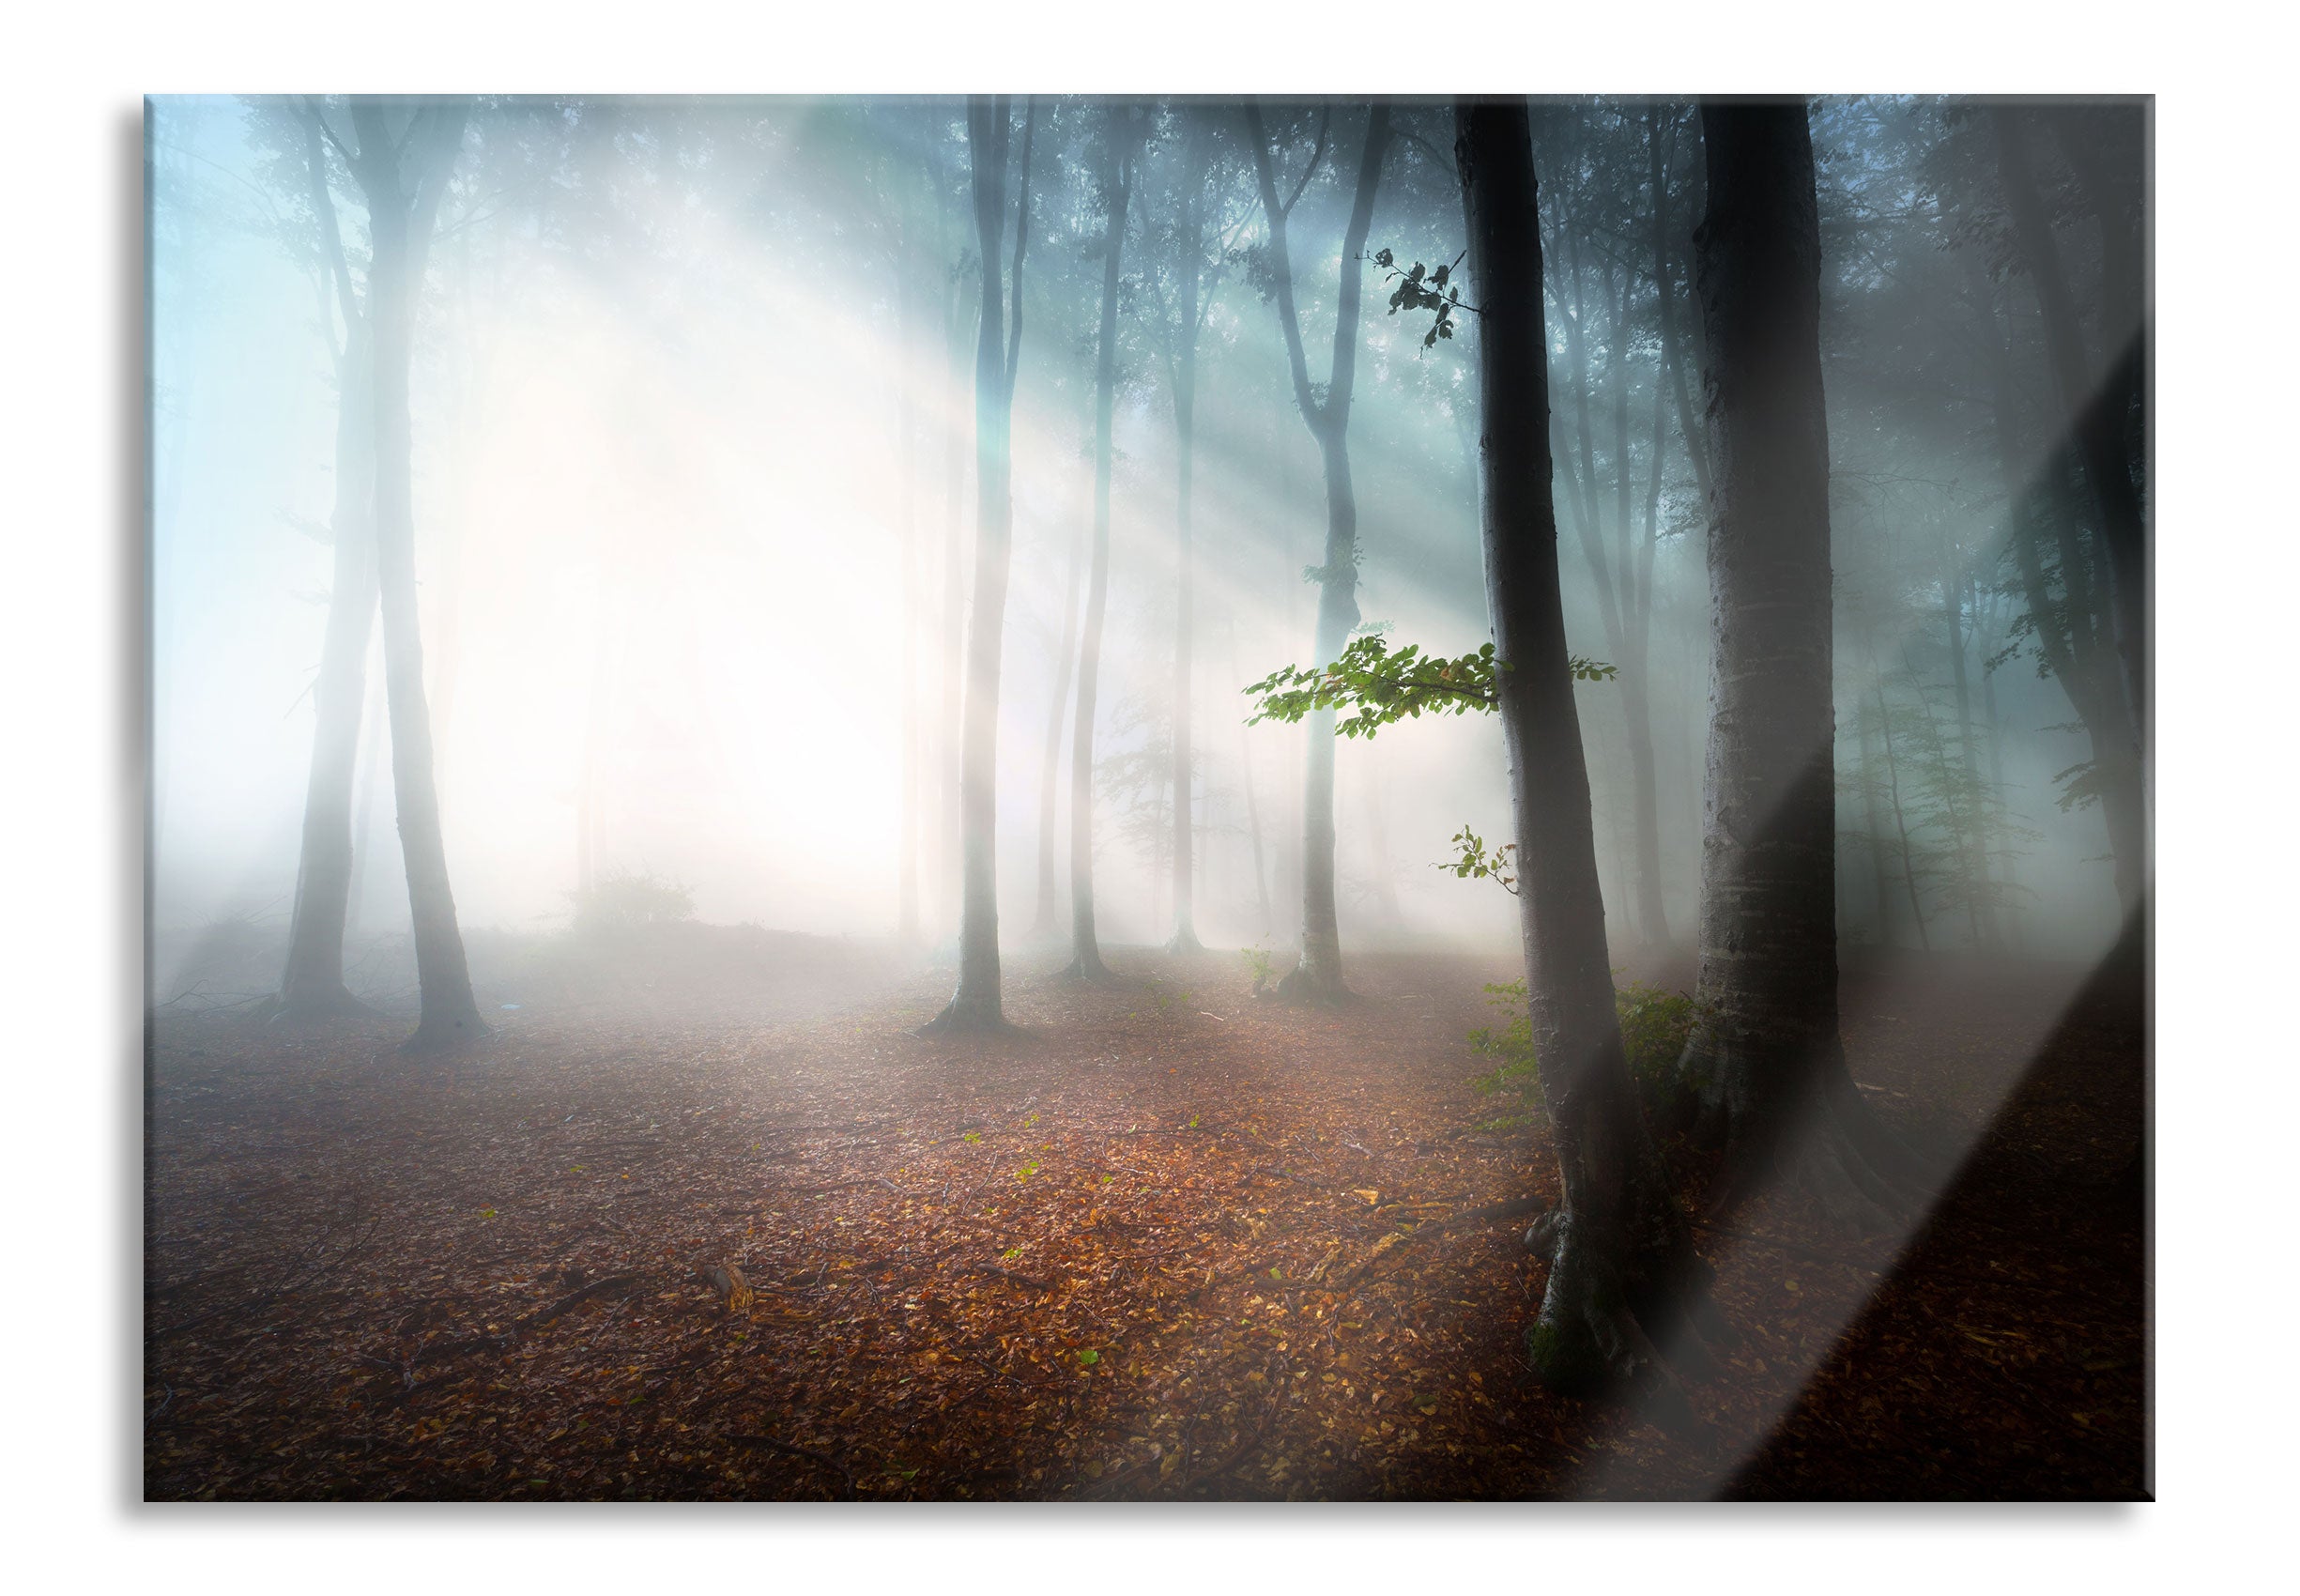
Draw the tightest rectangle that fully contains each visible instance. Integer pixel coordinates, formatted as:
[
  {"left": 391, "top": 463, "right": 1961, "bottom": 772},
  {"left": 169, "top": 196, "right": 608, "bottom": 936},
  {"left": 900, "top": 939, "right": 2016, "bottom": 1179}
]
[
  {"left": 928, "top": 96, "right": 1032, "bottom": 1033},
  {"left": 1456, "top": 99, "right": 1714, "bottom": 1411},
  {"left": 277, "top": 326, "right": 379, "bottom": 1018},
  {"left": 1063, "top": 109, "right": 1133, "bottom": 982},
  {"left": 1681, "top": 100, "right": 1922, "bottom": 1225},
  {"left": 350, "top": 100, "right": 484, "bottom": 1051},
  {"left": 1245, "top": 101, "right": 1390, "bottom": 1004}
]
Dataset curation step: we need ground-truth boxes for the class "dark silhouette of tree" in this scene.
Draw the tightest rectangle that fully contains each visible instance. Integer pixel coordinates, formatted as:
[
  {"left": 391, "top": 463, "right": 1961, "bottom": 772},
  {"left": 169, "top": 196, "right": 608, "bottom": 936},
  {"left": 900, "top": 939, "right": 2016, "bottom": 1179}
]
[
  {"left": 1061, "top": 102, "right": 1142, "bottom": 982},
  {"left": 1455, "top": 97, "right": 1717, "bottom": 1412},
  {"left": 269, "top": 99, "right": 379, "bottom": 1021},
  {"left": 341, "top": 97, "right": 485, "bottom": 1052},
  {"left": 1678, "top": 100, "right": 1924, "bottom": 1224},
  {"left": 1244, "top": 99, "right": 1391, "bottom": 1004},
  {"left": 927, "top": 95, "right": 1036, "bottom": 1034}
]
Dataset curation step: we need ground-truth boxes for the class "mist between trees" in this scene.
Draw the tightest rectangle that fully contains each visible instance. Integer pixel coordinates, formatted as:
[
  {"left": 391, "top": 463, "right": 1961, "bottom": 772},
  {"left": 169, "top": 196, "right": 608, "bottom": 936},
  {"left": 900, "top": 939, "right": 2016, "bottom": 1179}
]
[{"left": 148, "top": 95, "right": 2141, "bottom": 1005}]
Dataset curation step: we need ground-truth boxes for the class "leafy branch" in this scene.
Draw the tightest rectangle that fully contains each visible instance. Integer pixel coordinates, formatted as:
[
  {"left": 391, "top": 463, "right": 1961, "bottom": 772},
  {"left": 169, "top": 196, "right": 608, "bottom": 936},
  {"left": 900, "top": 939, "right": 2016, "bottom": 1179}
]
[
  {"left": 1243, "top": 634, "right": 1615, "bottom": 741},
  {"left": 1369, "top": 246, "right": 1478, "bottom": 351},
  {"left": 1439, "top": 825, "right": 1518, "bottom": 895}
]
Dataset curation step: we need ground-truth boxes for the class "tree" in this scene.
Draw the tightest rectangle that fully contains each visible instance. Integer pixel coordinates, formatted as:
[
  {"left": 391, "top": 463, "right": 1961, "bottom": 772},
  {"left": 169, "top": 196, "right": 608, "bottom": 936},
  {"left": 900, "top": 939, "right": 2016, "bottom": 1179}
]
[
  {"left": 926, "top": 95, "right": 1035, "bottom": 1034},
  {"left": 1244, "top": 100, "right": 1391, "bottom": 1004},
  {"left": 1677, "top": 100, "right": 1924, "bottom": 1224},
  {"left": 270, "top": 100, "right": 379, "bottom": 1020},
  {"left": 341, "top": 97, "right": 486, "bottom": 1052},
  {"left": 1455, "top": 97, "right": 1714, "bottom": 1409},
  {"left": 1061, "top": 102, "right": 1142, "bottom": 982}
]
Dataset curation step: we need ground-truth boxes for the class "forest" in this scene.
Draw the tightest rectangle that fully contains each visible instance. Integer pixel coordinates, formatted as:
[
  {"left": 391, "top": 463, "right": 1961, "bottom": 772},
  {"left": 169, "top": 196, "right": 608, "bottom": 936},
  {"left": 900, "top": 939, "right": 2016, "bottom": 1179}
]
[{"left": 144, "top": 93, "right": 2148, "bottom": 1501}]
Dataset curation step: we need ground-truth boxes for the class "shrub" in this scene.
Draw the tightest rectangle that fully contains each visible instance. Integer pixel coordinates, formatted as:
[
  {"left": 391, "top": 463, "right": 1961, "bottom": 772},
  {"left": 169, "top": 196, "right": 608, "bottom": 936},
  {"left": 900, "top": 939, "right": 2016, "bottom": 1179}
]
[
  {"left": 569, "top": 871, "right": 697, "bottom": 937},
  {"left": 1467, "top": 977, "right": 1697, "bottom": 1124}
]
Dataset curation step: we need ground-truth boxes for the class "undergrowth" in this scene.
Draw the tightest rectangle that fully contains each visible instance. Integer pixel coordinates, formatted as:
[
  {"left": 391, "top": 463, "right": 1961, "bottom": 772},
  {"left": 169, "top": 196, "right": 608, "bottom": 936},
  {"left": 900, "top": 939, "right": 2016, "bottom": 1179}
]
[{"left": 1467, "top": 978, "right": 1697, "bottom": 1129}]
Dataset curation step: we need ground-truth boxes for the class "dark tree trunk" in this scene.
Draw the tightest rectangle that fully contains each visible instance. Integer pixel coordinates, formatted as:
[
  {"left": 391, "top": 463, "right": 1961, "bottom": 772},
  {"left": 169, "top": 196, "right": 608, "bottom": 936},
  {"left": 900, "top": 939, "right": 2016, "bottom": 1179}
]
[
  {"left": 928, "top": 96, "right": 1034, "bottom": 1033},
  {"left": 1063, "top": 107, "right": 1134, "bottom": 982},
  {"left": 348, "top": 100, "right": 484, "bottom": 1052},
  {"left": 278, "top": 326, "right": 378, "bottom": 1019},
  {"left": 276, "top": 109, "right": 379, "bottom": 1021},
  {"left": 1680, "top": 100, "right": 1923, "bottom": 1226},
  {"left": 1455, "top": 98, "right": 1715, "bottom": 1411},
  {"left": 1245, "top": 100, "right": 1390, "bottom": 1004}
]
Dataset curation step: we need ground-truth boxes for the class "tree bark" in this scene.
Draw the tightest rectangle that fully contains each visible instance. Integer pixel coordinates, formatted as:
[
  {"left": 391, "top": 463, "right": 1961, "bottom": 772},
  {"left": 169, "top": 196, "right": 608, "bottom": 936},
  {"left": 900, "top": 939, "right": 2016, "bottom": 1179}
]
[
  {"left": 928, "top": 96, "right": 1033, "bottom": 1033},
  {"left": 1681, "top": 100, "right": 1921, "bottom": 1226},
  {"left": 348, "top": 99, "right": 484, "bottom": 1051},
  {"left": 278, "top": 335, "right": 378, "bottom": 1018},
  {"left": 276, "top": 109, "right": 379, "bottom": 1021},
  {"left": 1245, "top": 100, "right": 1390, "bottom": 1004},
  {"left": 1063, "top": 106, "right": 1133, "bottom": 982},
  {"left": 1164, "top": 150, "right": 1206, "bottom": 954},
  {"left": 1456, "top": 98, "right": 1713, "bottom": 1411}
]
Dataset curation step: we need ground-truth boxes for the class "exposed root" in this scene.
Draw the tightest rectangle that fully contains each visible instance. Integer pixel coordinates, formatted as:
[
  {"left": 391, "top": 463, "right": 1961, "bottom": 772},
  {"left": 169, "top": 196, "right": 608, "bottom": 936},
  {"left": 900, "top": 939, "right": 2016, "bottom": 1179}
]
[
  {"left": 1273, "top": 964, "right": 1353, "bottom": 1006},
  {"left": 918, "top": 996, "right": 1020, "bottom": 1038},
  {"left": 399, "top": 1010, "right": 492, "bottom": 1055},
  {"left": 1055, "top": 951, "right": 1115, "bottom": 983},
  {"left": 1163, "top": 928, "right": 1205, "bottom": 955},
  {"left": 1709, "top": 1094, "right": 1930, "bottom": 1238},
  {"left": 1520, "top": 1207, "right": 1726, "bottom": 1437}
]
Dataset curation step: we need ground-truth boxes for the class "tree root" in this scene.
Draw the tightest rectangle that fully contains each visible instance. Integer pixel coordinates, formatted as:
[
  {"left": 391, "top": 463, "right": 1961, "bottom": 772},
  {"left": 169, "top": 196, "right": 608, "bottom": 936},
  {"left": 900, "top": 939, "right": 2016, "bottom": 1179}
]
[
  {"left": 1521, "top": 1209, "right": 1724, "bottom": 1437},
  {"left": 918, "top": 997, "right": 1019, "bottom": 1037},
  {"left": 1710, "top": 1088, "right": 1935, "bottom": 1238},
  {"left": 1273, "top": 964, "right": 1353, "bottom": 1006},
  {"left": 399, "top": 1009, "right": 492, "bottom": 1055}
]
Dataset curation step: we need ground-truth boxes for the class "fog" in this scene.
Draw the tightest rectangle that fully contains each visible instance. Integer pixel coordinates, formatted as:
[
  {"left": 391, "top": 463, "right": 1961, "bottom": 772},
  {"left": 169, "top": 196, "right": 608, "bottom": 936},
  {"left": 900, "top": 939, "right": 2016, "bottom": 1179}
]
[{"left": 149, "top": 94, "right": 2131, "bottom": 1000}]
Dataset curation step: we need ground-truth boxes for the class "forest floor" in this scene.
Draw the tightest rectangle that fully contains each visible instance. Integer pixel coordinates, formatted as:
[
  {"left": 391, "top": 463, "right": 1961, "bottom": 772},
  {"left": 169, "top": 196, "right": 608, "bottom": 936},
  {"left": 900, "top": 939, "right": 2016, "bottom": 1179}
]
[{"left": 143, "top": 928, "right": 2146, "bottom": 1501}]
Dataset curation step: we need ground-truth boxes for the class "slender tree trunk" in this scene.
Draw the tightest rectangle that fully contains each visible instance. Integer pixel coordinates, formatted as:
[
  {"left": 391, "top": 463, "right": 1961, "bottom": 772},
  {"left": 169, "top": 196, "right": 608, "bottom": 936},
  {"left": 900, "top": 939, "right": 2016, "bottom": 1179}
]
[
  {"left": 1873, "top": 679, "right": 1931, "bottom": 952},
  {"left": 1246, "top": 100, "right": 1390, "bottom": 1004},
  {"left": 276, "top": 109, "right": 377, "bottom": 1020},
  {"left": 351, "top": 100, "right": 484, "bottom": 1051},
  {"left": 928, "top": 96, "right": 1032, "bottom": 1032},
  {"left": 1681, "top": 100, "right": 1922, "bottom": 1225},
  {"left": 1456, "top": 99, "right": 1713, "bottom": 1410},
  {"left": 1064, "top": 109, "right": 1132, "bottom": 981},
  {"left": 277, "top": 327, "right": 379, "bottom": 1018},
  {"left": 343, "top": 642, "right": 386, "bottom": 943}
]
